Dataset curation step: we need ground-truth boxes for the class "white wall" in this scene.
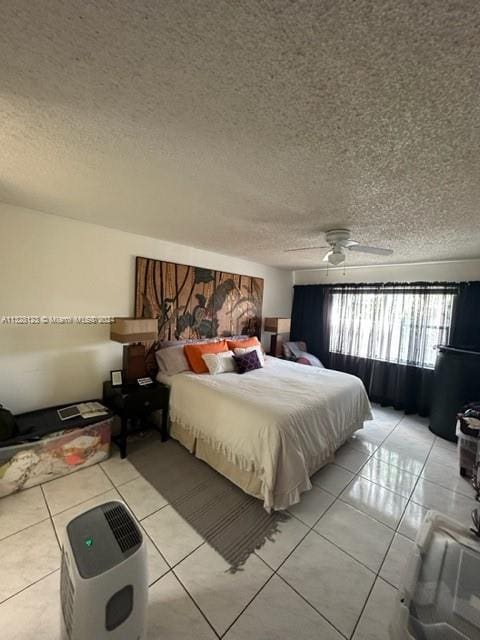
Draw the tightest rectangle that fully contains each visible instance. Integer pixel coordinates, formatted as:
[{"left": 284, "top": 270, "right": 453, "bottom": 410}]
[
  {"left": 294, "top": 259, "right": 480, "bottom": 285},
  {"left": 0, "top": 203, "right": 293, "bottom": 413}
]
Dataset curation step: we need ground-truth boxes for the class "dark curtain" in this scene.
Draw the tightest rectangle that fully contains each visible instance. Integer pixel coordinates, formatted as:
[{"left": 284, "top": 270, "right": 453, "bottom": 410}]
[
  {"left": 450, "top": 281, "right": 480, "bottom": 350},
  {"left": 328, "top": 353, "right": 434, "bottom": 415},
  {"left": 290, "top": 281, "right": 466, "bottom": 416},
  {"left": 291, "top": 285, "right": 331, "bottom": 367}
]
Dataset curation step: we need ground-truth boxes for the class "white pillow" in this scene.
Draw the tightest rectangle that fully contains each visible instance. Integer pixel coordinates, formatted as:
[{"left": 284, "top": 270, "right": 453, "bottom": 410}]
[
  {"left": 234, "top": 345, "right": 265, "bottom": 367},
  {"left": 155, "top": 345, "right": 190, "bottom": 376},
  {"left": 202, "top": 350, "right": 236, "bottom": 375}
]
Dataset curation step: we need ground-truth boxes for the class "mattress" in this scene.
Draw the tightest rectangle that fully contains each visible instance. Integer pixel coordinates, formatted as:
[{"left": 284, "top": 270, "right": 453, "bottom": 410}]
[{"left": 158, "top": 357, "right": 372, "bottom": 510}]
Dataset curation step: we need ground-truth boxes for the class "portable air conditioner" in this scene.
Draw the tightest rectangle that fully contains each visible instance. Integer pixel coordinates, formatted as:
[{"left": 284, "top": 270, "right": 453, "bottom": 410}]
[{"left": 60, "top": 500, "right": 148, "bottom": 640}]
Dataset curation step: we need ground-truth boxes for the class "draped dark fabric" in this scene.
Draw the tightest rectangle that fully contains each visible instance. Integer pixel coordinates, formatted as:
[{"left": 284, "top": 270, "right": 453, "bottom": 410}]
[
  {"left": 450, "top": 282, "right": 480, "bottom": 350},
  {"left": 328, "top": 353, "right": 434, "bottom": 415},
  {"left": 290, "top": 281, "right": 472, "bottom": 416},
  {"left": 291, "top": 285, "right": 331, "bottom": 367}
]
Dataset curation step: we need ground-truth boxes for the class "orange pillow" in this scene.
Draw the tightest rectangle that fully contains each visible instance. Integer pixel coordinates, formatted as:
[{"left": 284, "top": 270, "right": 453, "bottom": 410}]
[
  {"left": 227, "top": 337, "right": 260, "bottom": 351},
  {"left": 184, "top": 341, "right": 228, "bottom": 374}
]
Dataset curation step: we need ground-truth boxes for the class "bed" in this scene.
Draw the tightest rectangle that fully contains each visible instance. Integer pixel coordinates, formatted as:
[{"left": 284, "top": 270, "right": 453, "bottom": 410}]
[{"left": 158, "top": 356, "right": 372, "bottom": 511}]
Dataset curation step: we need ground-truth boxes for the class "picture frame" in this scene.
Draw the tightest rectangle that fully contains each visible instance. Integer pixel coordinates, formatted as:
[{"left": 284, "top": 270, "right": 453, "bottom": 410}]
[{"left": 110, "top": 369, "right": 123, "bottom": 387}]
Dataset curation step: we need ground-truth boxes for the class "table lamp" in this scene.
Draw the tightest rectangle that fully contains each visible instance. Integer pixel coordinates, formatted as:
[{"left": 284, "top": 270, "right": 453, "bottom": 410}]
[
  {"left": 110, "top": 318, "right": 158, "bottom": 384},
  {"left": 263, "top": 317, "right": 291, "bottom": 357}
]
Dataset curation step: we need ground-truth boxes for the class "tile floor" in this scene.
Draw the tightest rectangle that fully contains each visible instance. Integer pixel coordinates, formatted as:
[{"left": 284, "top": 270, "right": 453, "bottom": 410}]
[{"left": 0, "top": 404, "right": 476, "bottom": 639}]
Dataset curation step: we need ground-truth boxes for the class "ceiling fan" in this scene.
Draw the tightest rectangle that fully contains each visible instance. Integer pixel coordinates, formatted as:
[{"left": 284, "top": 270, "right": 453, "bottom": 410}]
[{"left": 285, "top": 229, "right": 393, "bottom": 265}]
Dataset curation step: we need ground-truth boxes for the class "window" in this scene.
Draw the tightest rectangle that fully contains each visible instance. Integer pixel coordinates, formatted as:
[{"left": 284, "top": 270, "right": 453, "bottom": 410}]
[{"left": 329, "top": 285, "right": 457, "bottom": 369}]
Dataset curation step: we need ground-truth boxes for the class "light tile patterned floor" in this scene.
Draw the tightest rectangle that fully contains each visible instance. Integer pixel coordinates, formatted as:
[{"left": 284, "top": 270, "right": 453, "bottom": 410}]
[{"left": 0, "top": 404, "right": 476, "bottom": 639}]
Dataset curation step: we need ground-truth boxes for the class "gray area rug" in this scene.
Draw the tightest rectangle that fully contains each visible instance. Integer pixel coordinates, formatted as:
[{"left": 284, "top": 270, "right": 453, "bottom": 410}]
[{"left": 128, "top": 436, "right": 290, "bottom": 572}]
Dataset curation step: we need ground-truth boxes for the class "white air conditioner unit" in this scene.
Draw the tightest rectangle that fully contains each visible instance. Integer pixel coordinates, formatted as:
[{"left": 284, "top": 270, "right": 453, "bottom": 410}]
[{"left": 60, "top": 500, "right": 148, "bottom": 640}]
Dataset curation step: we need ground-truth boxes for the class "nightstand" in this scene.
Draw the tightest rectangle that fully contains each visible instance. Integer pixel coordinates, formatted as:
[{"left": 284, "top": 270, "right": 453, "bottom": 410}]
[{"left": 102, "top": 380, "right": 170, "bottom": 458}]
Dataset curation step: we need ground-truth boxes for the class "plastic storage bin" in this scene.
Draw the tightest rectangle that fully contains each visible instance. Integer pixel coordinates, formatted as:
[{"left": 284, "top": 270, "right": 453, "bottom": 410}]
[
  {"left": 0, "top": 408, "right": 112, "bottom": 497},
  {"left": 474, "top": 458, "right": 480, "bottom": 501},
  {"left": 390, "top": 510, "right": 480, "bottom": 640},
  {"left": 457, "top": 417, "right": 480, "bottom": 478}
]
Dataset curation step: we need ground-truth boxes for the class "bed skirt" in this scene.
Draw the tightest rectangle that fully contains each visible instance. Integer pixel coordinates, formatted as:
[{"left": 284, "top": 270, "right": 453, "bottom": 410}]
[{"left": 170, "top": 420, "right": 335, "bottom": 509}]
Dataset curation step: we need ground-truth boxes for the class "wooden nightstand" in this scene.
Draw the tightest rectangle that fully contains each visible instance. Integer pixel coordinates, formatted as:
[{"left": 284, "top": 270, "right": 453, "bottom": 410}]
[{"left": 102, "top": 380, "right": 170, "bottom": 458}]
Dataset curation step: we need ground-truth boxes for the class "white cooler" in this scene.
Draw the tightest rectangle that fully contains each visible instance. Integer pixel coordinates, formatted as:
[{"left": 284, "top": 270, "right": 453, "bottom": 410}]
[{"left": 390, "top": 510, "right": 480, "bottom": 640}]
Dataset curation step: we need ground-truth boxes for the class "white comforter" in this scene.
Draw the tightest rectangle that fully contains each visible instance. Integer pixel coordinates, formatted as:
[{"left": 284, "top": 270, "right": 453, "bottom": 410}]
[{"left": 162, "top": 357, "right": 372, "bottom": 510}]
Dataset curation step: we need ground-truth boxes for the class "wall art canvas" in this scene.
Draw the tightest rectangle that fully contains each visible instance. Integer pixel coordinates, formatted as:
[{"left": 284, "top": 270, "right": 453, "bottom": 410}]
[{"left": 135, "top": 257, "right": 264, "bottom": 340}]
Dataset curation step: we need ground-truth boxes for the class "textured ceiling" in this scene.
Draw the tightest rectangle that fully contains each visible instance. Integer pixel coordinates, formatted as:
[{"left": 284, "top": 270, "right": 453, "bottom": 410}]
[{"left": 1, "top": 0, "right": 479, "bottom": 269}]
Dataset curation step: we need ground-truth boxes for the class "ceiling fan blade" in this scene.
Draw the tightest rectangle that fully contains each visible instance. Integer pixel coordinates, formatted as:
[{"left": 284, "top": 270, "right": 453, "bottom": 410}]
[
  {"left": 284, "top": 245, "right": 330, "bottom": 253},
  {"left": 322, "top": 250, "right": 333, "bottom": 262},
  {"left": 340, "top": 239, "right": 359, "bottom": 247},
  {"left": 347, "top": 245, "right": 393, "bottom": 256}
]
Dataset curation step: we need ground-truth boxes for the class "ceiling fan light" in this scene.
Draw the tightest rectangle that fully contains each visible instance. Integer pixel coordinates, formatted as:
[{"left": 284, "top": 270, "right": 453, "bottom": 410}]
[{"left": 328, "top": 250, "right": 345, "bottom": 266}]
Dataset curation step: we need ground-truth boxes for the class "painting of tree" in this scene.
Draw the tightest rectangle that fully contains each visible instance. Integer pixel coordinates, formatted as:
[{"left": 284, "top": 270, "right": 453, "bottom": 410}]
[{"left": 134, "top": 257, "right": 264, "bottom": 340}]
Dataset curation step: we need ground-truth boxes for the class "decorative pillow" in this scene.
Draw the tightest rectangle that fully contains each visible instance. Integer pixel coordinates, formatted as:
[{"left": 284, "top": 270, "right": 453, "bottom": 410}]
[
  {"left": 234, "top": 345, "right": 265, "bottom": 367},
  {"left": 159, "top": 337, "right": 220, "bottom": 349},
  {"left": 158, "top": 339, "right": 189, "bottom": 350},
  {"left": 184, "top": 341, "right": 228, "bottom": 374},
  {"left": 233, "top": 349, "right": 262, "bottom": 374},
  {"left": 295, "top": 352, "right": 323, "bottom": 367},
  {"left": 202, "top": 351, "right": 236, "bottom": 375},
  {"left": 296, "top": 357, "right": 312, "bottom": 366},
  {"left": 227, "top": 337, "right": 260, "bottom": 351},
  {"left": 155, "top": 345, "right": 191, "bottom": 376}
]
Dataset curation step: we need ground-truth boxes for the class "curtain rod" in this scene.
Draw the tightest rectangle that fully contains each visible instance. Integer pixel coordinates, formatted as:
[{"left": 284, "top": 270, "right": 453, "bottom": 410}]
[
  {"left": 294, "top": 281, "right": 471, "bottom": 289},
  {"left": 330, "top": 287, "right": 460, "bottom": 294}
]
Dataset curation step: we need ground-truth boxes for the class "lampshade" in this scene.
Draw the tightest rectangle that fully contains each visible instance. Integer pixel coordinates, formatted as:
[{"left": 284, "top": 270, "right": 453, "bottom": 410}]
[
  {"left": 328, "top": 250, "right": 345, "bottom": 266},
  {"left": 264, "top": 317, "right": 291, "bottom": 333},
  {"left": 110, "top": 318, "right": 158, "bottom": 343}
]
